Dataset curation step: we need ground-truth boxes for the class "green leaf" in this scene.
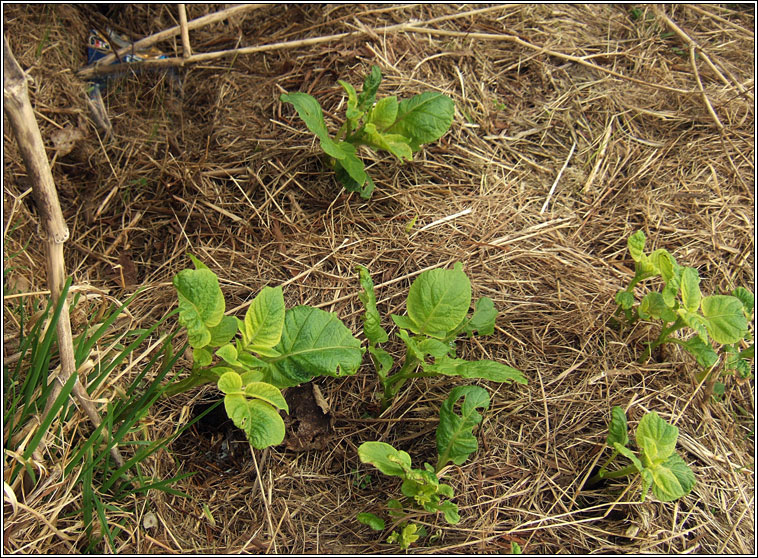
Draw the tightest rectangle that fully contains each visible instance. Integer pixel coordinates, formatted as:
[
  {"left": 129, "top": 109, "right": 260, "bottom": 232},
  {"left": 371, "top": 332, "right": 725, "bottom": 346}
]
[
  {"left": 661, "top": 266, "right": 683, "bottom": 307},
  {"left": 627, "top": 230, "right": 646, "bottom": 263},
  {"left": 187, "top": 253, "right": 210, "bottom": 270},
  {"left": 732, "top": 286, "right": 754, "bottom": 319},
  {"left": 651, "top": 249, "right": 676, "bottom": 282},
  {"left": 223, "top": 393, "right": 286, "bottom": 449},
  {"left": 208, "top": 315, "right": 238, "bottom": 347},
  {"left": 649, "top": 453, "right": 695, "bottom": 502},
  {"left": 680, "top": 267, "right": 702, "bottom": 312},
  {"left": 238, "top": 351, "right": 266, "bottom": 371},
  {"left": 368, "top": 95, "right": 398, "bottom": 129},
  {"left": 334, "top": 158, "right": 373, "bottom": 199},
  {"left": 280, "top": 92, "right": 346, "bottom": 160},
  {"left": 439, "top": 500, "right": 460, "bottom": 524},
  {"left": 218, "top": 370, "right": 243, "bottom": 393},
  {"left": 357, "top": 512, "right": 385, "bottom": 531},
  {"left": 639, "top": 292, "right": 676, "bottom": 322},
  {"left": 362, "top": 123, "right": 413, "bottom": 162},
  {"left": 239, "top": 367, "right": 265, "bottom": 384},
  {"left": 682, "top": 336, "right": 718, "bottom": 369},
  {"left": 173, "top": 268, "right": 226, "bottom": 349},
  {"left": 334, "top": 141, "right": 368, "bottom": 185},
  {"left": 358, "top": 441, "right": 412, "bottom": 477},
  {"left": 385, "top": 91, "right": 455, "bottom": 150},
  {"left": 263, "top": 306, "right": 363, "bottom": 388},
  {"left": 427, "top": 356, "right": 527, "bottom": 385},
  {"left": 636, "top": 412, "right": 678, "bottom": 465},
  {"left": 404, "top": 264, "right": 472, "bottom": 339},
  {"left": 243, "top": 286, "right": 285, "bottom": 357},
  {"left": 244, "top": 381, "right": 289, "bottom": 412},
  {"left": 387, "top": 522, "right": 421, "bottom": 550},
  {"left": 356, "top": 265, "right": 389, "bottom": 344},
  {"left": 437, "top": 385, "right": 491, "bottom": 467},
  {"left": 395, "top": 329, "right": 424, "bottom": 360},
  {"left": 511, "top": 541, "right": 523, "bottom": 554},
  {"left": 417, "top": 338, "right": 454, "bottom": 359},
  {"left": 639, "top": 468, "right": 654, "bottom": 503},
  {"left": 338, "top": 80, "right": 362, "bottom": 126},
  {"left": 606, "top": 406, "right": 629, "bottom": 448},
  {"left": 615, "top": 290, "right": 635, "bottom": 310},
  {"left": 369, "top": 346, "right": 394, "bottom": 380},
  {"left": 614, "top": 442, "right": 644, "bottom": 473},
  {"left": 734, "top": 357, "right": 753, "bottom": 379},
  {"left": 701, "top": 295, "right": 749, "bottom": 344},
  {"left": 679, "top": 310, "right": 709, "bottom": 342},
  {"left": 387, "top": 498, "right": 403, "bottom": 517},
  {"left": 390, "top": 313, "right": 418, "bottom": 333},
  {"left": 463, "top": 297, "right": 498, "bottom": 337},
  {"left": 193, "top": 346, "right": 213, "bottom": 368},
  {"left": 216, "top": 343, "right": 242, "bottom": 367},
  {"left": 357, "top": 65, "right": 382, "bottom": 112}
]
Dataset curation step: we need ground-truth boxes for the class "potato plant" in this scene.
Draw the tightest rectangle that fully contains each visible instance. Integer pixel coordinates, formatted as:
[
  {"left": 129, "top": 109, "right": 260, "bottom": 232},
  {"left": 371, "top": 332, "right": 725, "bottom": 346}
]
[
  {"left": 587, "top": 407, "right": 696, "bottom": 502},
  {"left": 281, "top": 65, "right": 455, "bottom": 198},
  {"left": 357, "top": 385, "right": 491, "bottom": 549},
  {"left": 167, "top": 255, "right": 363, "bottom": 449},
  {"left": 356, "top": 263, "right": 526, "bottom": 410},
  {"left": 615, "top": 230, "right": 754, "bottom": 393},
  {"left": 355, "top": 263, "right": 527, "bottom": 548}
]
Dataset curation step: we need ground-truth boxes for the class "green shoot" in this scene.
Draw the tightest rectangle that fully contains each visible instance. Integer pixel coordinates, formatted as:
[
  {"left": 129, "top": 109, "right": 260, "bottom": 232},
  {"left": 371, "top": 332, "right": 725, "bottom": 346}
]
[
  {"left": 356, "top": 263, "right": 525, "bottom": 411},
  {"left": 281, "top": 65, "right": 455, "bottom": 199},
  {"left": 615, "top": 230, "right": 754, "bottom": 390},
  {"left": 587, "top": 407, "right": 696, "bottom": 502}
]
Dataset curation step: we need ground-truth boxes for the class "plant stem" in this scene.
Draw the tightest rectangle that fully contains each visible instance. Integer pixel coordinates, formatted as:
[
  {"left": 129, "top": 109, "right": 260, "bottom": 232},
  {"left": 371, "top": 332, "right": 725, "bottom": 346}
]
[
  {"left": 381, "top": 354, "right": 420, "bottom": 410},
  {"left": 586, "top": 464, "right": 638, "bottom": 488},
  {"left": 638, "top": 317, "right": 684, "bottom": 363},
  {"left": 161, "top": 370, "right": 216, "bottom": 398}
]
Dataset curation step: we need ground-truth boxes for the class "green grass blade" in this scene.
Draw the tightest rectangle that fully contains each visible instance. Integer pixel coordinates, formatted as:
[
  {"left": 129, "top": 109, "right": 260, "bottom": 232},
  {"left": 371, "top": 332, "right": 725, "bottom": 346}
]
[{"left": 21, "top": 369, "right": 77, "bottom": 462}]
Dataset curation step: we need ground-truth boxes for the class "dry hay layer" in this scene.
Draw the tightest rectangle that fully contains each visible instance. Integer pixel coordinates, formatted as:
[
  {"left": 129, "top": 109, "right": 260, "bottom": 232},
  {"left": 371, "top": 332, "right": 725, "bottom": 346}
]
[{"left": 2, "top": 3, "right": 754, "bottom": 555}]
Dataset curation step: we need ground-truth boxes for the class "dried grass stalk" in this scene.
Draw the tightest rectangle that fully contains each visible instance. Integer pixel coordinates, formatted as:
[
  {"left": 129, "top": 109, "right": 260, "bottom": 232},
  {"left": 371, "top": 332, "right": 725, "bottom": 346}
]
[{"left": 2, "top": 35, "right": 124, "bottom": 467}]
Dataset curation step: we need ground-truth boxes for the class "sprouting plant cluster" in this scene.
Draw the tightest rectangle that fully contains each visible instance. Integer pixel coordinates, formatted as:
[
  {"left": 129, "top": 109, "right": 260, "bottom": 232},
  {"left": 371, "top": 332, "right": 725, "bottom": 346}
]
[
  {"left": 354, "top": 264, "right": 525, "bottom": 546},
  {"left": 169, "top": 254, "right": 363, "bottom": 449},
  {"left": 280, "top": 65, "right": 455, "bottom": 199},
  {"left": 615, "top": 230, "right": 754, "bottom": 396},
  {"left": 163, "top": 64, "right": 753, "bottom": 551},
  {"left": 587, "top": 407, "right": 696, "bottom": 502},
  {"left": 170, "top": 257, "right": 526, "bottom": 548}
]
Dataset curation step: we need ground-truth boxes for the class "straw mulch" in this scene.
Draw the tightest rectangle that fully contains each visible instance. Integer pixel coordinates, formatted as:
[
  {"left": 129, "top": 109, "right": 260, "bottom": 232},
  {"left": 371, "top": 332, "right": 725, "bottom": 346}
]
[{"left": 3, "top": 4, "right": 754, "bottom": 554}]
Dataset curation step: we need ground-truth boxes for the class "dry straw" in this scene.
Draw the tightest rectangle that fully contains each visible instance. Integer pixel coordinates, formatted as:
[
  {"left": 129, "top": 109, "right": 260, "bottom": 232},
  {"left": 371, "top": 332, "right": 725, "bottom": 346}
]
[{"left": 3, "top": 3, "right": 754, "bottom": 554}]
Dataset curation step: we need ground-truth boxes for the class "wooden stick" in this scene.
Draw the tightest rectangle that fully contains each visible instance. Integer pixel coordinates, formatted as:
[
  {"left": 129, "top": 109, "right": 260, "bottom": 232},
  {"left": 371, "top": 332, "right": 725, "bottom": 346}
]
[
  {"left": 82, "top": 4, "right": 266, "bottom": 70},
  {"left": 76, "top": 4, "right": 515, "bottom": 79},
  {"left": 178, "top": 4, "right": 192, "bottom": 58},
  {"left": 3, "top": 36, "right": 125, "bottom": 468}
]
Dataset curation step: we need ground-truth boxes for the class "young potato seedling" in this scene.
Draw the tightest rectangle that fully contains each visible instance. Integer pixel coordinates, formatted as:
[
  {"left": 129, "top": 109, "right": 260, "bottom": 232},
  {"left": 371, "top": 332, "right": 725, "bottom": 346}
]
[
  {"left": 615, "top": 230, "right": 754, "bottom": 393},
  {"left": 357, "top": 385, "right": 491, "bottom": 549},
  {"left": 356, "top": 263, "right": 526, "bottom": 410},
  {"left": 281, "top": 65, "right": 455, "bottom": 199},
  {"left": 355, "top": 263, "right": 525, "bottom": 548},
  {"left": 587, "top": 407, "right": 696, "bottom": 502},
  {"left": 167, "top": 255, "right": 363, "bottom": 449}
]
